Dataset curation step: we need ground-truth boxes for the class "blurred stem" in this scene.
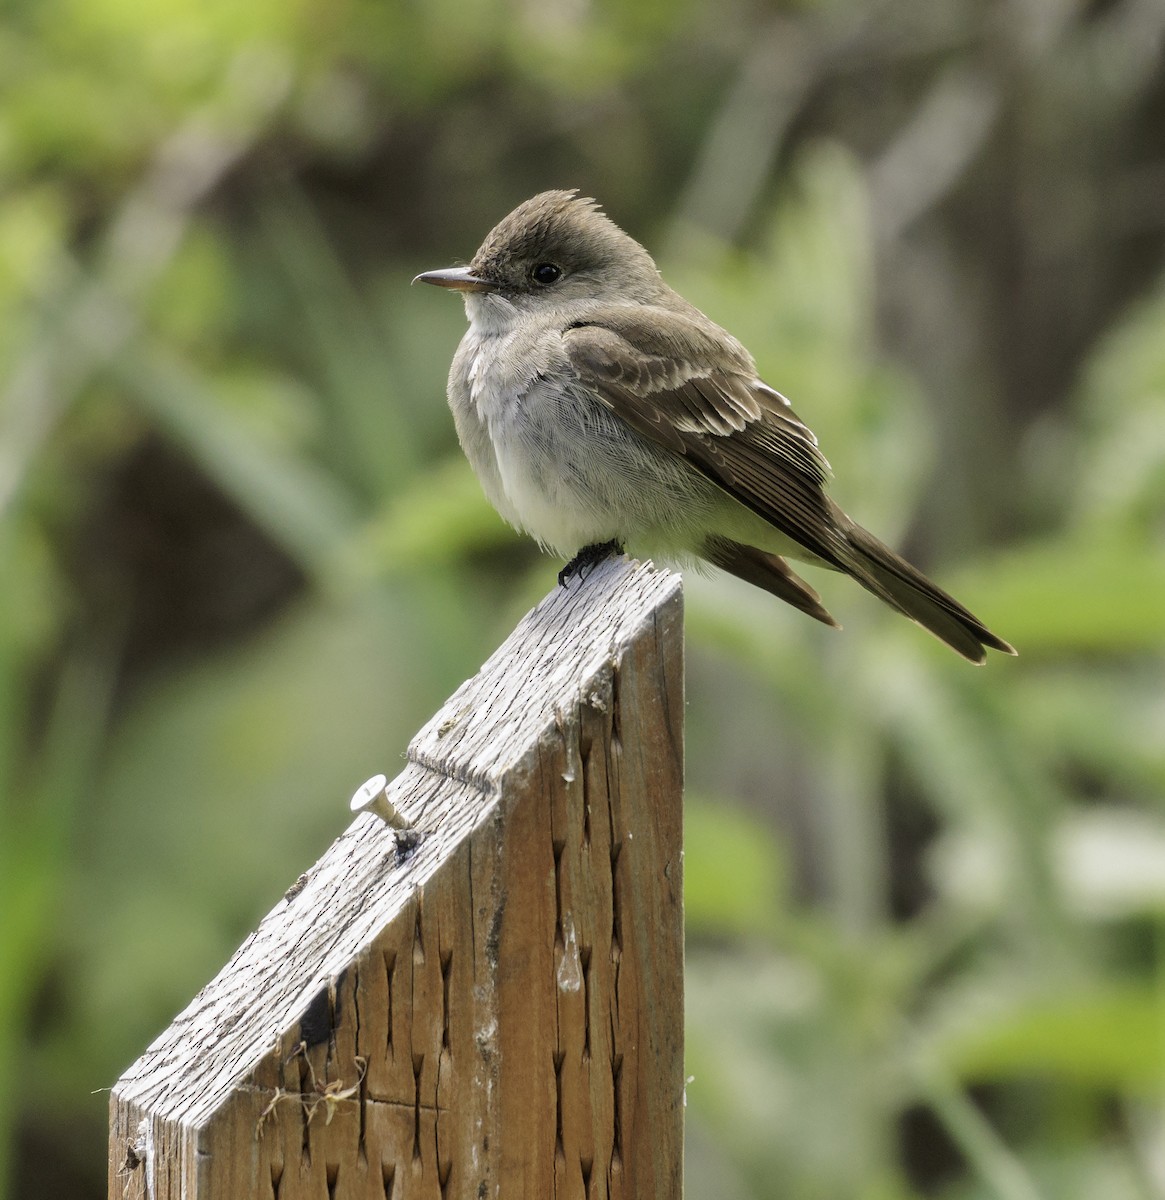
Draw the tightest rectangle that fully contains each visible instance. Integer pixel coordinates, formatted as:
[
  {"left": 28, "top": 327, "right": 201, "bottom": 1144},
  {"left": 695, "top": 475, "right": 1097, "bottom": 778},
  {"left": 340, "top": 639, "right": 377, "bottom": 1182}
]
[
  {"left": 975, "top": 683, "right": 1078, "bottom": 966},
  {"left": 819, "top": 680, "right": 888, "bottom": 938},
  {"left": 866, "top": 63, "right": 1001, "bottom": 245},
  {"left": 0, "top": 50, "right": 288, "bottom": 522},
  {"left": 1120, "top": 919, "right": 1165, "bottom": 1198},
  {"left": 916, "top": 1059, "right": 1045, "bottom": 1200},
  {"left": 109, "top": 345, "right": 358, "bottom": 586},
  {"left": 0, "top": 642, "right": 117, "bottom": 1199},
  {"left": 258, "top": 192, "right": 420, "bottom": 496},
  {"left": 667, "top": 18, "right": 814, "bottom": 253}
]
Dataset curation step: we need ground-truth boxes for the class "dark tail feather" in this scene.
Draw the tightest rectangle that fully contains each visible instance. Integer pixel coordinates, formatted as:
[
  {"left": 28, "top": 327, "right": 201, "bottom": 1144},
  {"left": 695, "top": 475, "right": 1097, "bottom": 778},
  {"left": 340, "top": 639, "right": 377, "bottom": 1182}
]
[
  {"left": 838, "top": 519, "right": 1016, "bottom": 664},
  {"left": 703, "top": 536, "right": 841, "bottom": 629}
]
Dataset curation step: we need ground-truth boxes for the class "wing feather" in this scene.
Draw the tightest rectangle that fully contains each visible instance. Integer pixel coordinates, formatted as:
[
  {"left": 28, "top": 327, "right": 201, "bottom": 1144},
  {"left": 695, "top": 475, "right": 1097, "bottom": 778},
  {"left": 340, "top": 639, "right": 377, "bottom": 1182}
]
[{"left": 564, "top": 309, "right": 846, "bottom": 564}]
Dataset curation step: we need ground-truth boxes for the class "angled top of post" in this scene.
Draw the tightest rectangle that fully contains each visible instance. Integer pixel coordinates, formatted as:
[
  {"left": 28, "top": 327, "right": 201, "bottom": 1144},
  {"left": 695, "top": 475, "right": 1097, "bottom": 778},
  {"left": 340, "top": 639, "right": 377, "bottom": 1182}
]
[
  {"left": 112, "top": 557, "right": 682, "bottom": 1130},
  {"left": 408, "top": 556, "right": 682, "bottom": 789}
]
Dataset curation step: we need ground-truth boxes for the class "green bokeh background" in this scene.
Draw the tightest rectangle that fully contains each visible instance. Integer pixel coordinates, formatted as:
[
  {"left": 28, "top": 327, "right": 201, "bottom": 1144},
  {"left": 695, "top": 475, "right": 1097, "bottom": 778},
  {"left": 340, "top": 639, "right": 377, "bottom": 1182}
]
[{"left": 2, "top": 1, "right": 1164, "bottom": 1197}]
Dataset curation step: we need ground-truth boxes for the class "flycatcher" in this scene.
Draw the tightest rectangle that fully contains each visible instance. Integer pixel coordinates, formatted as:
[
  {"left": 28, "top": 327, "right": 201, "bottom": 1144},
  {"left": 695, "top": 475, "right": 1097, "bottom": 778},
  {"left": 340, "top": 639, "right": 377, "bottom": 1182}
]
[{"left": 415, "top": 190, "right": 1015, "bottom": 663}]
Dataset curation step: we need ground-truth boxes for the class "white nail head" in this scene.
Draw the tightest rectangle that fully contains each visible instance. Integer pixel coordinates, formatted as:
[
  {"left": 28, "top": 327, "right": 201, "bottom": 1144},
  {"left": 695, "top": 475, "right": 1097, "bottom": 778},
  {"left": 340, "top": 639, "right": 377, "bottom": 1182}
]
[{"left": 350, "top": 773, "right": 411, "bottom": 830}]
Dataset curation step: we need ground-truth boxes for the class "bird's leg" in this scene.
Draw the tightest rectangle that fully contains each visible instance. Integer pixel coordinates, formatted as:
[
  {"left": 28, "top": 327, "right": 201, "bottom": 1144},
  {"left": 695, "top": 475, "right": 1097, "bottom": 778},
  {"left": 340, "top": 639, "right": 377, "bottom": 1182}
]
[{"left": 558, "top": 540, "right": 625, "bottom": 587}]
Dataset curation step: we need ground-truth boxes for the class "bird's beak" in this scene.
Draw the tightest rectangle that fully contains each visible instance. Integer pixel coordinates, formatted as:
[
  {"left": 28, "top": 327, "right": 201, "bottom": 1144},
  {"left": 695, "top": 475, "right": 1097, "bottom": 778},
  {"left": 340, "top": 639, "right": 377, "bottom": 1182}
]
[{"left": 412, "top": 266, "right": 496, "bottom": 293}]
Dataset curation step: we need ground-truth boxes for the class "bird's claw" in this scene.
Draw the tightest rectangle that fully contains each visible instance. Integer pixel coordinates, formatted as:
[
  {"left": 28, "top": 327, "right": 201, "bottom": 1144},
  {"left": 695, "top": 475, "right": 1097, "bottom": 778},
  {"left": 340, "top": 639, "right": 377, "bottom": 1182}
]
[{"left": 558, "top": 540, "right": 625, "bottom": 588}]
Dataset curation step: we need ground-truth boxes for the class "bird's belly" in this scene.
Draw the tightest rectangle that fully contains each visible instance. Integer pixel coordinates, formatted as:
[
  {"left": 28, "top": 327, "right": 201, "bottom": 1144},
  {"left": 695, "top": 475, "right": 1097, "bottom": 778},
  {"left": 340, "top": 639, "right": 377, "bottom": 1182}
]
[
  {"left": 486, "top": 388, "right": 623, "bottom": 553},
  {"left": 473, "top": 374, "right": 703, "bottom": 555}
]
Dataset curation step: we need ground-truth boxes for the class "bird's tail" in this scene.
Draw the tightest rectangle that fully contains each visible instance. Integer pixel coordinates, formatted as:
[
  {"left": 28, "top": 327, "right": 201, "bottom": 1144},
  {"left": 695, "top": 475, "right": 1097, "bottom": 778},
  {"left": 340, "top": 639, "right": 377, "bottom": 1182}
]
[
  {"left": 837, "top": 515, "right": 1016, "bottom": 664},
  {"left": 702, "top": 535, "right": 841, "bottom": 629}
]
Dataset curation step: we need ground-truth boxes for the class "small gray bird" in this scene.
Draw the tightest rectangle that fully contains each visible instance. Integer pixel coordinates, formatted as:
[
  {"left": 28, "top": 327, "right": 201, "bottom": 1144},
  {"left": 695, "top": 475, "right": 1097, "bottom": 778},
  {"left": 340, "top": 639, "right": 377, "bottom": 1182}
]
[{"left": 415, "top": 190, "right": 1015, "bottom": 663}]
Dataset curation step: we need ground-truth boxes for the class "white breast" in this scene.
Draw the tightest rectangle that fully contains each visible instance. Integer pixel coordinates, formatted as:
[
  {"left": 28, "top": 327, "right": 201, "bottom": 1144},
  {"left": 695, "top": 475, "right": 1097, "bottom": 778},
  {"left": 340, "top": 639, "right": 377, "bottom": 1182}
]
[{"left": 468, "top": 349, "right": 485, "bottom": 405}]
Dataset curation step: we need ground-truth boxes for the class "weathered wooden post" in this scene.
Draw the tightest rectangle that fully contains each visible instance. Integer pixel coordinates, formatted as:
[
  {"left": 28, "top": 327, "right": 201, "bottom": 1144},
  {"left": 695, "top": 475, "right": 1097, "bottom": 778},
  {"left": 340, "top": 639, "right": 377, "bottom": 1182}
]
[{"left": 109, "top": 557, "right": 684, "bottom": 1199}]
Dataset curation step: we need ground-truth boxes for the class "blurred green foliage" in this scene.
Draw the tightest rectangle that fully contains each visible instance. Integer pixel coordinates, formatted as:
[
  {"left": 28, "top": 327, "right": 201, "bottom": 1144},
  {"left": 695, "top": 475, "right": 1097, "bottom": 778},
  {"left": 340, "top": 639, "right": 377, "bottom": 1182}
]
[{"left": 2, "top": 0, "right": 1164, "bottom": 1197}]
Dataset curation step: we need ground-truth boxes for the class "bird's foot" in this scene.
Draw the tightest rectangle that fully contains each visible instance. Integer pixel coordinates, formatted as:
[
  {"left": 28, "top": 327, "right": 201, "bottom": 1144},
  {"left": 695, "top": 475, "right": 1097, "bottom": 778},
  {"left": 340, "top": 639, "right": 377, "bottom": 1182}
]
[{"left": 558, "top": 540, "right": 625, "bottom": 588}]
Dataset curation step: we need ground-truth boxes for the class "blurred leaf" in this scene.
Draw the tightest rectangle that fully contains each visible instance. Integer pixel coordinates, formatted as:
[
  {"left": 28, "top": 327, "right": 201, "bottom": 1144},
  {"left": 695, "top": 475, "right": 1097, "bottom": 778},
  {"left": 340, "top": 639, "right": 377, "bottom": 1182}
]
[
  {"left": 960, "top": 533, "right": 1165, "bottom": 654},
  {"left": 0, "top": 520, "right": 60, "bottom": 676},
  {"left": 684, "top": 795, "right": 786, "bottom": 937},
  {"left": 1073, "top": 278, "right": 1165, "bottom": 529},
  {"left": 0, "top": 187, "right": 68, "bottom": 305},
  {"left": 939, "top": 984, "right": 1165, "bottom": 1090},
  {"left": 1054, "top": 808, "right": 1165, "bottom": 920},
  {"left": 943, "top": 1147, "right": 1147, "bottom": 1200},
  {"left": 259, "top": 196, "right": 421, "bottom": 495},
  {"left": 686, "top": 941, "right": 919, "bottom": 1200},
  {"left": 1001, "top": 668, "right": 1165, "bottom": 799},
  {"left": 113, "top": 345, "right": 358, "bottom": 576},
  {"left": 925, "top": 772, "right": 1165, "bottom": 928},
  {"left": 0, "top": 645, "right": 114, "bottom": 1196},
  {"left": 148, "top": 220, "right": 234, "bottom": 348},
  {"left": 349, "top": 455, "right": 516, "bottom": 573}
]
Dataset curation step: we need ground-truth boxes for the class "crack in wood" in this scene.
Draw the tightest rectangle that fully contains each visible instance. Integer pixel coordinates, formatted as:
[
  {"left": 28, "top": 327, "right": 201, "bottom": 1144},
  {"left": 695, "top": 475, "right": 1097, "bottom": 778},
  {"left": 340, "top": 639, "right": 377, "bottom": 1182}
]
[
  {"left": 325, "top": 978, "right": 338, "bottom": 1087},
  {"left": 411, "top": 1054, "right": 424, "bottom": 1162},
  {"left": 552, "top": 1047, "right": 566, "bottom": 1161},
  {"left": 440, "top": 950, "right": 453, "bottom": 1053},
  {"left": 552, "top": 838, "right": 566, "bottom": 952},
  {"left": 466, "top": 841, "right": 477, "bottom": 966},
  {"left": 580, "top": 700, "right": 600, "bottom": 851},
  {"left": 296, "top": 1052, "right": 312, "bottom": 1162},
  {"left": 581, "top": 944, "right": 592, "bottom": 1061},
  {"left": 412, "top": 891, "right": 425, "bottom": 966},
  {"left": 654, "top": 608, "right": 684, "bottom": 769},
  {"left": 609, "top": 839, "right": 623, "bottom": 960},
  {"left": 609, "top": 662, "right": 623, "bottom": 753},
  {"left": 298, "top": 985, "right": 332, "bottom": 1052},
  {"left": 611, "top": 1052, "right": 624, "bottom": 1170},
  {"left": 244, "top": 1082, "right": 449, "bottom": 1116},
  {"left": 352, "top": 965, "right": 367, "bottom": 1161}
]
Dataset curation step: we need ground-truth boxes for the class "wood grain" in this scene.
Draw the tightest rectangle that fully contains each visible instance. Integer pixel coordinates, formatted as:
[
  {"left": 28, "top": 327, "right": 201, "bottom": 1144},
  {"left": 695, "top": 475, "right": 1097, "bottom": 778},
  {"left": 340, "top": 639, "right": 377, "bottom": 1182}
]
[{"left": 109, "top": 556, "right": 685, "bottom": 1199}]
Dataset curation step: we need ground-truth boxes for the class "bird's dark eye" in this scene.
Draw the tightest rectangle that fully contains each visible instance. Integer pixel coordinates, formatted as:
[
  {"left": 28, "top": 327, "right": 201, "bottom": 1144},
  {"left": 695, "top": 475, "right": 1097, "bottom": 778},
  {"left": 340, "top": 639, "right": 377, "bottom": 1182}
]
[{"left": 530, "top": 262, "right": 562, "bottom": 285}]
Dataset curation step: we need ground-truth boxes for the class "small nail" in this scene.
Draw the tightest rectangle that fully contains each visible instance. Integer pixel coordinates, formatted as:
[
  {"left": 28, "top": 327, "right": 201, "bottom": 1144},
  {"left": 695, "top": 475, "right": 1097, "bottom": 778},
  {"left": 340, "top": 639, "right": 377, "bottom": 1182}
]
[{"left": 350, "top": 774, "right": 412, "bottom": 830}]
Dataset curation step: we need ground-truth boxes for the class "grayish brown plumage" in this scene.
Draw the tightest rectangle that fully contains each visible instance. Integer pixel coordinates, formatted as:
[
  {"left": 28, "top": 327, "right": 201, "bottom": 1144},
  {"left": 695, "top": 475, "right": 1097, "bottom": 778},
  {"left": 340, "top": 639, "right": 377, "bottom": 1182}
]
[{"left": 415, "top": 190, "right": 1015, "bottom": 663}]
